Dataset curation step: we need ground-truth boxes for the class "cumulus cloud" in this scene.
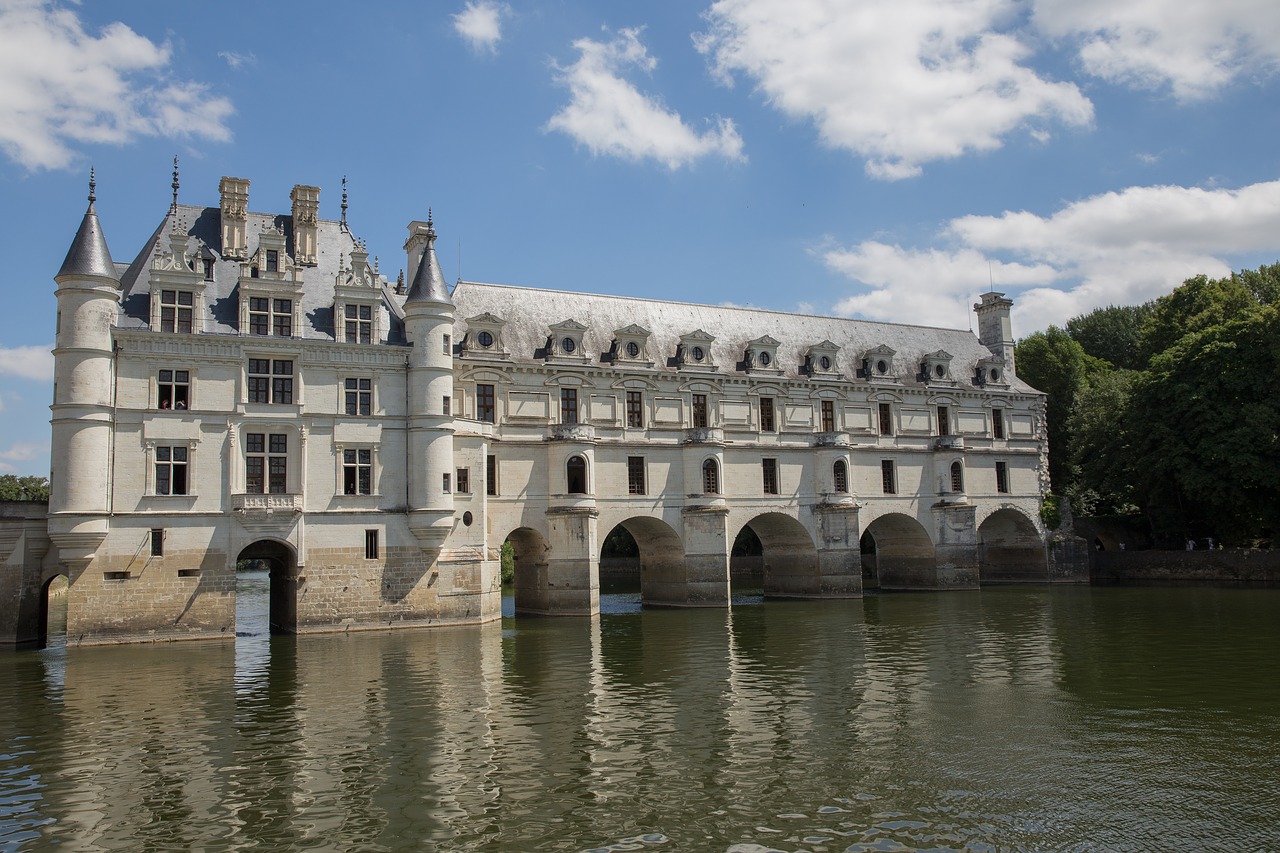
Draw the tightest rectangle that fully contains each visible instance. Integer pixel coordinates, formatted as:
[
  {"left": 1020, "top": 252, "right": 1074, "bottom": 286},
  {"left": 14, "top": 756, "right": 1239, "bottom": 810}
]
[
  {"left": 1033, "top": 0, "right": 1280, "bottom": 100},
  {"left": 0, "top": 344, "right": 54, "bottom": 381},
  {"left": 0, "top": 0, "right": 234, "bottom": 171},
  {"left": 453, "top": 0, "right": 508, "bottom": 53},
  {"left": 824, "top": 180, "right": 1280, "bottom": 333},
  {"left": 548, "top": 27, "right": 745, "bottom": 169},
  {"left": 0, "top": 441, "right": 47, "bottom": 474},
  {"left": 696, "top": 0, "right": 1092, "bottom": 180}
]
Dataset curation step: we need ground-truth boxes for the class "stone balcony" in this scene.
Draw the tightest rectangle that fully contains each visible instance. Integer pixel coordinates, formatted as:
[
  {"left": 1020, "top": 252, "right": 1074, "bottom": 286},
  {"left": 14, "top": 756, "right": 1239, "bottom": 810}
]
[
  {"left": 232, "top": 493, "right": 303, "bottom": 534},
  {"left": 935, "top": 435, "right": 965, "bottom": 451},
  {"left": 813, "top": 431, "right": 852, "bottom": 447},
  {"left": 683, "top": 426, "right": 725, "bottom": 445},
  {"left": 547, "top": 423, "right": 596, "bottom": 442}
]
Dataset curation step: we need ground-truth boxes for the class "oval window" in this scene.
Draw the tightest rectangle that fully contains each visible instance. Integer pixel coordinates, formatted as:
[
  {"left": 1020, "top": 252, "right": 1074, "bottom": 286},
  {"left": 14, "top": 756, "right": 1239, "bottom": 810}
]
[
  {"left": 876, "top": 360, "right": 888, "bottom": 374},
  {"left": 562, "top": 337, "right": 576, "bottom": 353},
  {"left": 759, "top": 352, "right": 772, "bottom": 367},
  {"left": 990, "top": 368, "right": 1000, "bottom": 381},
  {"left": 626, "top": 341, "right": 640, "bottom": 358},
  {"left": 820, "top": 356, "right": 832, "bottom": 371},
  {"left": 691, "top": 346, "right": 704, "bottom": 361},
  {"left": 462, "top": 511, "right": 473, "bottom": 527},
  {"left": 477, "top": 330, "right": 494, "bottom": 348},
  {"left": 934, "top": 364, "right": 945, "bottom": 378}
]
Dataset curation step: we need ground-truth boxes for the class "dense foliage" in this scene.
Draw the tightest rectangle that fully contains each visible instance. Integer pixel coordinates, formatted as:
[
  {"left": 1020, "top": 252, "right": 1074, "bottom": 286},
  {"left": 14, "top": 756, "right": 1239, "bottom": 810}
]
[
  {"left": 1016, "top": 263, "right": 1280, "bottom": 546},
  {"left": 0, "top": 475, "right": 49, "bottom": 501}
]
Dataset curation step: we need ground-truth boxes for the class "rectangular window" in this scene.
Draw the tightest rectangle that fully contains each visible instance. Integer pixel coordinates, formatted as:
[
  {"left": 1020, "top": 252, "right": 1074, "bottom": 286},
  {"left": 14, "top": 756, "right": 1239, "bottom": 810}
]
[
  {"left": 159, "top": 289, "right": 193, "bottom": 334},
  {"left": 626, "top": 391, "right": 643, "bottom": 428},
  {"left": 992, "top": 408, "right": 1005, "bottom": 439},
  {"left": 246, "top": 433, "right": 288, "bottom": 494},
  {"left": 762, "top": 458, "right": 779, "bottom": 494},
  {"left": 692, "top": 394, "right": 708, "bottom": 428},
  {"left": 627, "top": 456, "right": 646, "bottom": 495},
  {"left": 157, "top": 369, "right": 189, "bottom": 410},
  {"left": 561, "top": 388, "right": 578, "bottom": 424},
  {"left": 881, "top": 460, "right": 896, "bottom": 494},
  {"left": 878, "top": 403, "right": 893, "bottom": 436},
  {"left": 821, "top": 400, "right": 835, "bottom": 432},
  {"left": 343, "top": 448, "right": 372, "bottom": 495},
  {"left": 272, "top": 299, "right": 292, "bottom": 337},
  {"left": 154, "top": 445, "right": 188, "bottom": 495},
  {"left": 443, "top": 472, "right": 452, "bottom": 494},
  {"left": 443, "top": 396, "right": 451, "bottom": 416},
  {"left": 456, "top": 468, "right": 470, "bottom": 494},
  {"left": 265, "top": 249, "right": 279, "bottom": 273},
  {"left": 996, "top": 461, "right": 1010, "bottom": 494},
  {"left": 486, "top": 453, "right": 497, "bottom": 496},
  {"left": 344, "top": 304, "right": 372, "bottom": 344},
  {"left": 760, "top": 397, "right": 775, "bottom": 432},
  {"left": 248, "top": 359, "right": 293, "bottom": 404},
  {"left": 150, "top": 529, "right": 164, "bottom": 557},
  {"left": 477, "top": 383, "right": 495, "bottom": 424},
  {"left": 202, "top": 259, "right": 214, "bottom": 281},
  {"left": 937, "top": 406, "right": 950, "bottom": 436},
  {"left": 344, "top": 378, "right": 372, "bottom": 416},
  {"left": 365, "top": 529, "right": 379, "bottom": 560},
  {"left": 248, "top": 297, "right": 270, "bottom": 336},
  {"left": 443, "top": 334, "right": 451, "bottom": 355}
]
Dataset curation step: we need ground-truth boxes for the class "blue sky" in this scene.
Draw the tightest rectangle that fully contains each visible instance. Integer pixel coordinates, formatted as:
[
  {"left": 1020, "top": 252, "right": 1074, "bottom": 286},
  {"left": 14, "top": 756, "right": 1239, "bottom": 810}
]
[{"left": 1, "top": 0, "right": 1278, "bottom": 475}]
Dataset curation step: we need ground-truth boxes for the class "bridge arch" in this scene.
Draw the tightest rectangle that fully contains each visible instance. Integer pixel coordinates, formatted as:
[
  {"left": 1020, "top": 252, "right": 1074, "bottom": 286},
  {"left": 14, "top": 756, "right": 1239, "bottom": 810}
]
[
  {"left": 861, "top": 513, "right": 936, "bottom": 590},
  {"left": 236, "top": 539, "right": 298, "bottom": 635},
  {"left": 601, "top": 516, "right": 686, "bottom": 604},
  {"left": 978, "top": 507, "right": 1048, "bottom": 582},
  {"left": 36, "top": 572, "right": 69, "bottom": 649},
  {"left": 734, "top": 512, "right": 819, "bottom": 598},
  {"left": 501, "top": 526, "right": 553, "bottom": 615}
]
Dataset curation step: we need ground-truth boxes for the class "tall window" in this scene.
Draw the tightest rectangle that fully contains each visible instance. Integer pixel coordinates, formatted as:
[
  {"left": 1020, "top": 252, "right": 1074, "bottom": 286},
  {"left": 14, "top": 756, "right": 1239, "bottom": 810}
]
[
  {"left": 703, "top": 458, "right": 720, "bottom": 494},
  {"left": 627, "top": 456, "right": 646, "bottom": 495},
  {"left": 996, "top": 461, "right": 1009, "bottom": 494},
  {"left": 443, "top": 473, "right": 451, "bottom": 493},
  {"left": 937, "top": 406, "right": 950, "bottom": 436},
  {"left": 248, "top": 297, "right": 292, "bottom": 337},
  {"left": 950, "top": 461, "right": 964, "bottom": 493},
  {"left": 878, "top": 403, "right": 893, "bottom": 436},
  {"left": 760, "top": 397, "right": 775, "bottom": 432},
  {"left": 150, "top": 529, "right": 164, "bottom": 556},
  {"left": 477, "top": 383, "right": 496, "bottom": 423},
  {"left": 158, "top": 369, "right": 189, "bottom": 410},
  {"left": 443, "top": 334, "right": 451, "bottom": 355},
  {"left": 159, "top": 290, "right": 193, "bottom": 333},
  {"left": 560, "top": 388, "right": 578, "bottom": 424},
  {"left": 833, "top": 459, "right": 848, "bottom": 493},
  {"left": 365, "top": 530, "right": 379, "bottom": 560},
  {"left": 567, "top": 455, "right": 587, "bottom": 495},
  {"left": 343, "top": 449, "right": 372, "bottom": 495},
  {"left": 762, "top": 458, "right": 778, "bottom": 494},
  {"left": 992, "top": 408, "right": 1005, "bottom": 439},
  {"left": 881, "top": 460, "right": 896, "bottom": 494},
  {"left": 344, "top": 304, "right": 372, "bottom": 344},
  {"left": 456, "top": 468, "right": 470, "bottom": 494},
  {"left": 626, "top": 391, "right": 643, "bottom": 428},
  {"left": 264, "top": 249, "right": 279, "bottom": 273},
  {"left": 155, "top": 446, "right": 188, "bottom": 495},
  {"left": 246, "top": 433, "right": 288, "bottom": 494},
  {"left": 248, "top": 359, "right": 293, "bottom": 404},
  {"left": 821, "top": 400, "right": 835, "bottom": 432},
  {"left": 692, "top": 394, "right": 708, "bottom": 428},
  {"left": 486, "top": 453, "right": 498, "bottom": 496},
  {"left": 443, "top": 396, "right": 451, "bottom": 415},
  {"left": 344, "top": 378, "right": 371, "bottom": 416}
]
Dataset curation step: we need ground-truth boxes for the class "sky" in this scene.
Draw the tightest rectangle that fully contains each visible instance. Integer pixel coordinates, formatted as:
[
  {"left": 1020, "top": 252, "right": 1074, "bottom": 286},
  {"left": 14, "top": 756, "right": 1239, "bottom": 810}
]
[{"left": 0, "top": 0, "right": 1278, "bottom": 476}]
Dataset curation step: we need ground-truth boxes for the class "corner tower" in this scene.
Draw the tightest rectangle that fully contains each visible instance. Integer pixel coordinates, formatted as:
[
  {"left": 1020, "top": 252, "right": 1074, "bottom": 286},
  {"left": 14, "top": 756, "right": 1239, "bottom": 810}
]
[
  {"left": 974, "top": 291, "right": 1016, "bottom": 375},
  {"left": 48, "top": 171, "right": 120, "bottom": 571},
  {"left": 403, "top": 214, "right": 455, "bottom": 548}
]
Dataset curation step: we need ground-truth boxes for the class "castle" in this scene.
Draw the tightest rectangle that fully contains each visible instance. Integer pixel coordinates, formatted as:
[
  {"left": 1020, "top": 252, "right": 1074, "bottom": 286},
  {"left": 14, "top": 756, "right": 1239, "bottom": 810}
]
[{"left": 1, "top": 171, "right": 1074, "bottom": 649}]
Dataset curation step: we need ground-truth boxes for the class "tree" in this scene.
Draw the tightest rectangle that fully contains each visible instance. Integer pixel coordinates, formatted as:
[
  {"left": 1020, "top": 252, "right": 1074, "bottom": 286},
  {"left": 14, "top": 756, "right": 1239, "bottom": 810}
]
[
  {"left": 1015, "top": 327, "right": 1087, "bottom": 494},
  {"left": 1139, "top": 273, "right": 1256, "bottom": 363},
  {"left": 1066, "top": 303, "right": 1153, "bottom": 370},
  {"left": 1067, "top": 369, "right": 1138, "bottom": 516},
  {"left": 0, "top": 475, "right": 49, "bottom": 501}
]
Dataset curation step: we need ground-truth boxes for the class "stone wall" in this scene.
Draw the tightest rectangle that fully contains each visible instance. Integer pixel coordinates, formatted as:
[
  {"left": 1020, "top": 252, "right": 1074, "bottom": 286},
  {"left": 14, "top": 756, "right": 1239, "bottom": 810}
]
[{"left": 1092, "top": 549, "right": 1280, "bottom": 585}]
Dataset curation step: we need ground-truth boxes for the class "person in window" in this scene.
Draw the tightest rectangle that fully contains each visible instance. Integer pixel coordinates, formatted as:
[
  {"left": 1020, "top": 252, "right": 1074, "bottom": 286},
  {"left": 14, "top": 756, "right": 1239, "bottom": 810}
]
[
  {"left": 160, "top": 399, "right": 171, "bottom": 409},
  {"left": 174, "top": 399, "right": 186, "bottom": 410}
]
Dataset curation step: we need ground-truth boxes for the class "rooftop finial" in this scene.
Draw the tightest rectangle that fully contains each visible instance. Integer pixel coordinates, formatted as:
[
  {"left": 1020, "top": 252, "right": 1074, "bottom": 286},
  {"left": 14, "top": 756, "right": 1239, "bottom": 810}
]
[
  {"left": 426, "top": 207, "right": 435, "bottom": 240},
  {"left": 89, "top": 167, "right": 96, "bottom": 204},
  {"left": 171, "top": 155, "right": 180, "bottom": 212},
  {"left": 341, "top": 175, "right": 348, "bottom": 228}
]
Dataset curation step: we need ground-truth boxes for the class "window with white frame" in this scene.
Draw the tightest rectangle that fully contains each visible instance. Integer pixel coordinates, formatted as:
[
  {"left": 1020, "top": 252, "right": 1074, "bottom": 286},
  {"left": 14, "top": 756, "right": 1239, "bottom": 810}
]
[
  {"left": 249, "top": 297, "right": 292, "bottom": 337},
  {"left": 248, "top": 359, "right": 293, "bottom": 404},
  {"left": 157, "top": 369, "right": 189, "bottom": 410},
  {"left": 344, "top": 378, "right": 371, "bottom": 416},
  {"left": 246, "top": 433, "right": 288, "bottom": 494},
  {"left": 158, "top": 290, "right": 193, "bottom": 333},
  {"left": 344, "top": 304, "right": 372, "bottom": 343},
  {"left": 343, "top": 448, "right": 372, "bottom": 495},
  {"left": 155, "top": 445, "right": 189, "bottom": 495}
]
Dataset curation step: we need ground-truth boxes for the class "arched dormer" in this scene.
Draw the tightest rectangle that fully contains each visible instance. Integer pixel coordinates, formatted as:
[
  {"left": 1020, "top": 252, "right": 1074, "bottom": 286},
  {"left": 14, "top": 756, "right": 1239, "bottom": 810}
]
[
  {"left": 862, "top": 344, "right": 898, "bottom": 382},
  {"left": 547, "top": 319, "right": 590, "bottom": 363},
  {"left": 462, "top": 311, "right": 510, "bottom": 358},
  {"left": 920, "top": 349, "right": 954, "bottom": 384},
  {"left": 678, "top": 329, "right": 717, "bottom": 370},
  {"left": 806, "top": 340, "right": 841, "bottom": 377},
  {"left": 611, "top": 323, "right": 652, "bottom": 366},
  {"left": 744, "top": 334, "right": 782, "bottom": 374}
]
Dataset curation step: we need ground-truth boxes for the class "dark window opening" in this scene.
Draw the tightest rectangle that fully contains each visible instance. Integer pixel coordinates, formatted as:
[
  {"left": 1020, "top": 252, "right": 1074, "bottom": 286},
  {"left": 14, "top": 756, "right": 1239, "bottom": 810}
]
[
  {"left": 343, "top": 448, "right": 372, "bottom": 495},
  {"left": 158, "top": 369, "right": 190, "bottom": 409},
  {"left": 881, "top": 460, "right": 896, "bottom": 494},
  {"left": 456, "top": 468, "right": 470, "bottom": 494},
  {"left": 345, "top": 377, "right": 372, "bottom": 416},
  {"left": 703, "top": 458, "right": 719, "bottom": 494},
  {"left": 150, "top": 529, "right": 164, "bottom": 557},
  {"left": 567, "top": 455, "right": 587, "bottom": 495},
  {"left": 762, "top": 458, "right": 778, "bottom": 494},
  {"left": 486, "top": 453, "right": 498, "bottom": 496},
  {"left": 155, "top": 445, "right": 188, "bottom": 495},
  {"left": 692, "top": 394, "right": 708, "bottom": 428},
  {"left": 760, "top": 397, "right": 775, "bottom": 432},
  {"left": 996, "top": 461, "right": 1009, "bottom": 494},
  {"left": 833, "top": 459, "right": 848, "bottom": 493},
  {"left": 878, "top": 403, "right": 893, "bottom": 436},
  {"left": 477, "top": 383, "right": 495, "bottom": 423},
  {"left": 560, "top": 388, "right": 578, "bottom": 424},
  {"left": 937, "top": 406, "right": 950, "bottom": 436},
  {"left": 821, "top": 400, "right": 835, "bottom": 432},
  {"left": 950, "top": 461, "right": 964, "bottom": 493},
  {"left": 626, "top": 391, "right": 643, "bottom": 428},
  {"left": 993, "top": 408, "right": 1005, "bottom": 439},
  {"left": 365, "top": 529, "right": 379, "bottom": 560}
]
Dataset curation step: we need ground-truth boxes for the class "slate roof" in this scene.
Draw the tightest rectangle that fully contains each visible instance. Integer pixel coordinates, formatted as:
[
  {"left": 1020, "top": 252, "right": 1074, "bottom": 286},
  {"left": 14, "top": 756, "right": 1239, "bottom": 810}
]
[
  {"left": 452, "top": 281, "right": 1037, "bottom": 393},
  {"left": 57, "top": 199, "right": 116, "bottom": 281}
]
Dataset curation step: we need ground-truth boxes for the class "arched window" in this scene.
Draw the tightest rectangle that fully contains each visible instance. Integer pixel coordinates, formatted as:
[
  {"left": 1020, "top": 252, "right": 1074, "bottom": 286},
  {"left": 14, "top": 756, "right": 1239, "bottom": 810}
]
[
  {"left": 950, "top": 461, "right": 964, "bottom": 493},
  {"left": 833, "top": 459, "right": 848, "bottom": 493},
  {"left": 566, "top": 455, "right": 587, "bottom": 495},
  {"left": 702, "top": 458, "right": 720, "bottom": 494}
]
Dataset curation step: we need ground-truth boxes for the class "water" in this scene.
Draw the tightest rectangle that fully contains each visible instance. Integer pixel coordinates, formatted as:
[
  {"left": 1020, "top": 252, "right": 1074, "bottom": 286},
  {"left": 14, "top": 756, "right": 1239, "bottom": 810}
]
[{"left": 3, "top": 577, "right": 1279, "bottom": 851}]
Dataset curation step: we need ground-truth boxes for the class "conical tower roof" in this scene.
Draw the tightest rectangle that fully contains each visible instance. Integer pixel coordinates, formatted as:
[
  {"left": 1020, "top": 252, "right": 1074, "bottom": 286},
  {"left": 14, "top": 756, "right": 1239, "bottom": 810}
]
[
  {"left": 57, "top": 170, "right": 116, "bottom": 282},
  {"left": 405, "top": 215, "right": 452, "bottom": 307}
]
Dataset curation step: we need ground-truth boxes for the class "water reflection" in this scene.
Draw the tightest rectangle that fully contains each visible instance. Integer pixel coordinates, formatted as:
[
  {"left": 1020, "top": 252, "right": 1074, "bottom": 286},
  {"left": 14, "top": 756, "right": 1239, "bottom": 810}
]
[{"left": 1, "top": 586, "right": 1278, "bottom": 851}]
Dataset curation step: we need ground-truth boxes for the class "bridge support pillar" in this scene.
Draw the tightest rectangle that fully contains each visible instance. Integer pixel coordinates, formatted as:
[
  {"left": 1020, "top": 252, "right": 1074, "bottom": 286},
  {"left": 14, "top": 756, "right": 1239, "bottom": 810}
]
[
  {"left": 932, "top": 502, "right": 980, "bottom": 589},
  {"left": 657, "top": 505, "right": 729, "bottom": 607},
  {"left": 538, "top": 507, "right": 599, "bottom": 616},
  {"left": 811, "top": 502, "right": 864, "bottom": 598}
]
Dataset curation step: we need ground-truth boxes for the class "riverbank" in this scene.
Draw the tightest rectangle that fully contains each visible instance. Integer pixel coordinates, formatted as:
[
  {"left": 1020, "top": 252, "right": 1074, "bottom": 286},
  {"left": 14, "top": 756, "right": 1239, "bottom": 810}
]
[{"left": 1092, "top": 549, "right": 1280, "bottom": 586}]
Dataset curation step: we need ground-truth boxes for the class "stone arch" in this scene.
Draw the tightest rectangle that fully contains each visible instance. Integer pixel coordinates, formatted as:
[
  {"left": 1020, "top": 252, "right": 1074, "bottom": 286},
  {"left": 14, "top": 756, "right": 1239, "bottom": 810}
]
[
  {"left": 978, "top": 507, "right": 1047, "bottom": 582},
  {"left": 861, "top": 512, "right": 936, "bottom": 590},
  {"left": 236, "top": 539, "right": 298, "bottom": 635},
  {"left": 734, "top": 512, "right": 819, "bottom": 598},
  {"left": 502, "top": 526, "right": 553, "bottom": 615},
  {"left": 602, "top": 516, "right": 686, "bottom": 605},
  {"left": 36, "top": 572, "right": 70, "bottom": 649},
  {"left": 566, "top": 455, "right": 588, "bottom": 495}
]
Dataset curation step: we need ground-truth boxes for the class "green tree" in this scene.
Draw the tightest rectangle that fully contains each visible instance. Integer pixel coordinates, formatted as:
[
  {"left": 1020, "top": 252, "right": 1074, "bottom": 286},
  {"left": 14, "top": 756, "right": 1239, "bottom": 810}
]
[
  {"left": 500, "top": 540, "right": 514, "bottom": 586},
  {"left": 1015, "top": 327, "right": 1087, "bottom": 493},
  {"left": 0, "top": 475, "right": 50, "bottom": 501},
  {"left": 1139, "top": 273, "right": 1256, "bottom": 363},
  {"left": 1067, "top": 369, "right": 1138, "bottom": 516},
  {"left": 1066, "top": 303, "right": 1153, "bottom": 370}
]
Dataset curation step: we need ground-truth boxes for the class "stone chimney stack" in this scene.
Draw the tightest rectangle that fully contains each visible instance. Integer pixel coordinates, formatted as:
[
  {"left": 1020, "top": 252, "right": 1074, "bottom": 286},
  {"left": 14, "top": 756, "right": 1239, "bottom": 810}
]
[
  {"left": 219, "top": 176, "right": 250, "bottom": 260},
  {"left": 404, "top": 219, "right": 434, "bottom": 288},
  {"left": 973, "top": 291, "right": 1016, "bottom": 375},
  {"left": 290, "top": 184, "right": 320, "bottom": 266}
]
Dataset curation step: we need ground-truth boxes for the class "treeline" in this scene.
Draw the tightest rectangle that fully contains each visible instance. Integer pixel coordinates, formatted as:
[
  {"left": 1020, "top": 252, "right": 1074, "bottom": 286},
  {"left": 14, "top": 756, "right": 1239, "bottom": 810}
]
[
  {"left": 1016, "top": 263, "right": 1280, "bottom": 547},
  {"left": 0, "top": 475, "right": 49, "bottom": 501}
]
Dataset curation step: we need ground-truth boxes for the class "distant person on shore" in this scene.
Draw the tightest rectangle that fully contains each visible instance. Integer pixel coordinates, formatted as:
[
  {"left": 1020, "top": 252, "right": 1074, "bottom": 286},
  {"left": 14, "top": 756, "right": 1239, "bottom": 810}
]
[{"left": 1186, "top": 538, "right": 1195, "bottom": 551}]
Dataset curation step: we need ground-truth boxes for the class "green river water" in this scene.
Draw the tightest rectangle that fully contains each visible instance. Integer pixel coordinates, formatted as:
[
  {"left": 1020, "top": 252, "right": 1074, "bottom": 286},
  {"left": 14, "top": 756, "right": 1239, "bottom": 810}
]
[{"left": 2, "top": 579, "right": 1277, "bottom": 851}]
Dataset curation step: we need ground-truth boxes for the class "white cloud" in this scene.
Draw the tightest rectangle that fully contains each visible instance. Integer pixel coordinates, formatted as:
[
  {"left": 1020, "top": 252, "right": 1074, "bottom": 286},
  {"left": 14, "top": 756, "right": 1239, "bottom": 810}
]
[
  {"left": 453, "top": 1, "right": 508, "bottom": 53},
  {"left": 0, "top": 344, "right": 54, "bottom": 381},
  {"left": 548, "top": 27, "right": 745, "bottom": 169},
  {"left": 1033, "top": 0, "right": 1280, "bottom": 100},
  {"left": 0, "top": 0, "right": 234, "bottom": 171},
  {"left": 696, "top": 0, "right": 1092, "bottom": 180},
  {"left": 217, "top": 50, "right": 256, "bottom": 70},
  {"left": 0, "top": 441, "right": 46, "bottom": 473},
  {"left": 824, "top": 180, "right": 1280, "bottom": 333}
]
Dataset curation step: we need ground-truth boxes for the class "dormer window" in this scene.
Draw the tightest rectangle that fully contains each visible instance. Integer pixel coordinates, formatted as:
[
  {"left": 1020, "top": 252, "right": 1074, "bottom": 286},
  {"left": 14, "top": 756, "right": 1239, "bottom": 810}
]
[
  {"left": 478, "top": 330, "right": 494, "bottom": 348},
  {"left": 613, "top": 324, "right": 653, "bottom": 366},
  {"left": 975, "top": 357, "right": 1009, "bottom": 387},
  {"left": 807, "top": 341, "right": 841, "bottom": 377},
  {"left": 921, "top": 350, "right": 954, "bottom": 383},
  {"left": 863, "top": 345, "right": 898, "bottom": 381},
  {"left": 249, "top": 297, "right": 292, "bottom": 337},
  {"left": 344, "top": 304, "right": 372, "bottom": 344},
  {"left": 265, "top": 250, "right": 279, "bottom": 273},
  {"left": 745, "top": 335, "right": 782, "bottom": 373},
  {"left": 159, "top": 290, "right": 193, "bottom": 334},
  {"left": 678, "top": 329, "right": 717, "bottom": 370},
  {"left": 462, "top": 312, "right": 510, "bottom": 358},
  {"left": 692, "top": 346, "right": 705, "bottom": 361},
  {"left": 562, "top": 337, "right": 576, "bottom": 353},
  {"left": 202, "top": 259, "right": 214, "bottom": 281},
  {"left": 548, "top": 319, "right": 589, "bottom": 361}
]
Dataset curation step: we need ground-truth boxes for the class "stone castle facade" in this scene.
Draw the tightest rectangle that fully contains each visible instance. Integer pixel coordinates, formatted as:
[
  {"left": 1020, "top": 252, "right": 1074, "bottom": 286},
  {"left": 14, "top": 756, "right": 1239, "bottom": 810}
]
[{"left": 1, "top": 172, "right": 1072, "bottom": 648}]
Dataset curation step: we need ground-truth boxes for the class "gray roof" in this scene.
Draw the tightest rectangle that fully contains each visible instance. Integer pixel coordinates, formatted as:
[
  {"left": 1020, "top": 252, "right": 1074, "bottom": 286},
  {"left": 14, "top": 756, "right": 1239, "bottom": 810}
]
[
  {"left": 57, "top": 200, "right": 116, "bottom": 281},
  {"left": 405, "top": 240, "right": 452, "bottom": 306},
  {"left": 452, "top": 281, "right": 1037, "bottom": 393}
]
